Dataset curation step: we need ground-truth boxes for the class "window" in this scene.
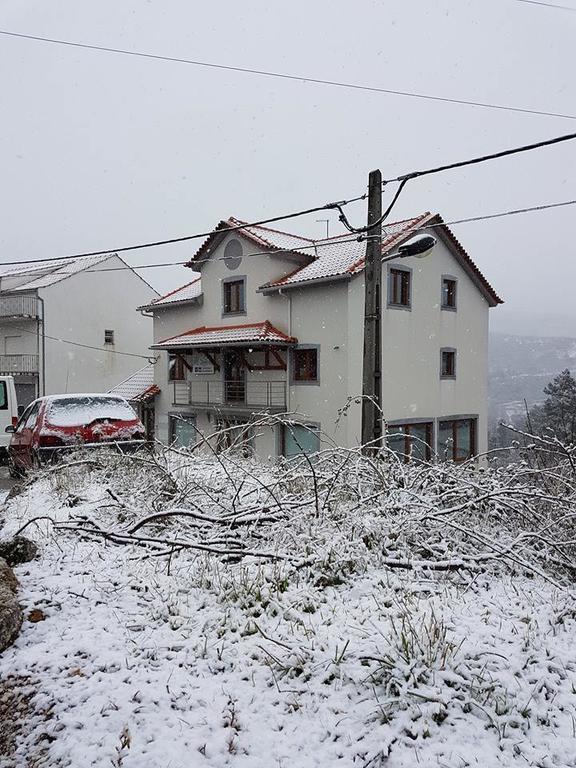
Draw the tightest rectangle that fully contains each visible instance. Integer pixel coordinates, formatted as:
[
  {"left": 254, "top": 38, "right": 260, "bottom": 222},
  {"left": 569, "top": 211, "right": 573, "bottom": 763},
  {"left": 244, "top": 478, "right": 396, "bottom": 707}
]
[
  {"left": 282, "top": 423, "right": 320, "bottom": 459},
  {"left": 388, "top": 268, "right": 411, "bottom": 308},
  {"left": 104, "top": 329, "right": 115, "bottom": 345},
  {"left": 387, "top": 422, "right": 433, "bottom": 462},
  {"left": 23, "top": 401, "right": 41, "bottom": 431},
  {"left": 224, "top": 239, "right": 243, "bottom": 270},
  {"left": 168, "top": 353, "right": 186, "bottom": 381},
  {"left": 169, "top": 413, "right": 196, "bottom": 448},
  {"left": 291, "top": 347, "right": 318, "bottom": 383},
  {"left": 0, "top": 381, "right": 7, "bottom": 411},
  {"left": 438, "top": 418, "right": 476, "bottom": 462},
  {"left": 441, "top": 277, "right": 457, "bottom": 310},
  {"left": 440, "top": 348, "right": 456, "bottom": 378},
  {"left": 223, "top": 278, "right": 246, "bottom": 314}
]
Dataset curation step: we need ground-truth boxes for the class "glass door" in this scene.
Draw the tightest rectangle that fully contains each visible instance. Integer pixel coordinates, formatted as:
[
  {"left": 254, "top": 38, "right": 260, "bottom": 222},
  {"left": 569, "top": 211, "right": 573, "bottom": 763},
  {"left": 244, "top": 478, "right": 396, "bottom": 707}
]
[{"left": 224, "top": 351, "right": 246, "bottom": 403}]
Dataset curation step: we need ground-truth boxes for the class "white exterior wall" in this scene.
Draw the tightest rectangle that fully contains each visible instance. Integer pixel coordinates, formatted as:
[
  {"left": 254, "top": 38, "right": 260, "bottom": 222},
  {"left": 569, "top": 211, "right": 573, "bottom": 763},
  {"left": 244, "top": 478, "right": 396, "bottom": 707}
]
[
  {"left": 288, "top": 282, "right": 350, "bottom": 448},
  {"left": 40, "top": 255, "right": 157, "bottom": 395},
  {"left": 152, "top": 232, "right": 295, "bottom": 447},
  {"left": 150, "top": 229, "right": 492, "bottom": 458},
  {"left": 346, "top": 234, "right": 490, "bottom": 454}
]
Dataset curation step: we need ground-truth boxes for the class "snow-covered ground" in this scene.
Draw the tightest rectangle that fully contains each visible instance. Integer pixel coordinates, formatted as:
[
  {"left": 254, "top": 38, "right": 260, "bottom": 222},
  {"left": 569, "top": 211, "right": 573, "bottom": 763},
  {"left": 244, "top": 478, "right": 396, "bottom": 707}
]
[{"left": 1, "top": 451, "right": 576, "bottom": 767}]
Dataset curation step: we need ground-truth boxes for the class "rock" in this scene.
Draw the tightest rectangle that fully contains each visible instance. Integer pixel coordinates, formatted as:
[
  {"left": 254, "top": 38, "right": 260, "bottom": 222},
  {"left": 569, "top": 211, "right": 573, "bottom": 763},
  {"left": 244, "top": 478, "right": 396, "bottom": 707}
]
[
  {"left": 0, "top": 557, "right": 22, "bottom": 652},
  {"left": 0, "top": 536, "right": 38, "bottom": 566},
  {"left": 28, "top": 608, "right": 45, "bottom": 623}
]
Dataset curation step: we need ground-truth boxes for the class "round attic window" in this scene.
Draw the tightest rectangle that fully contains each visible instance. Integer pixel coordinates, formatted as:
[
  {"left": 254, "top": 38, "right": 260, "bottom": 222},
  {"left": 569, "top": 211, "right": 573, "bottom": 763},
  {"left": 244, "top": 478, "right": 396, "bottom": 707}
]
[{"left": 224, "top": 238, "right": 243, "bottom": 270}]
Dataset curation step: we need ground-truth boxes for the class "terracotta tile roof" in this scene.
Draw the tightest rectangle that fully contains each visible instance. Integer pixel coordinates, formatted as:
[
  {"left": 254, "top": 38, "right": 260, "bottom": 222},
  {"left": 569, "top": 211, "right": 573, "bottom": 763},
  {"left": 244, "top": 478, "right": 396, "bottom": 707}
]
[
  {"left": 109, "top": 365, "right": 160, "bottom": 402},
  {"left": 187, "top": 217, "right": 315, "bottom": 267},
  {"left": 263, "top": 215, "right": 433, "bottom": 288},
  {"left": 140, "top": 275, "right": 202, "bottom": 310},
  {"left": 153, "top": 321, "right": 297, "bottom": 349},
  {"left": 183, "top": 212, "right": 502, "bottom": 307},
  {"left": 260, "top": 213, "right": 503, "bottom": 307}
]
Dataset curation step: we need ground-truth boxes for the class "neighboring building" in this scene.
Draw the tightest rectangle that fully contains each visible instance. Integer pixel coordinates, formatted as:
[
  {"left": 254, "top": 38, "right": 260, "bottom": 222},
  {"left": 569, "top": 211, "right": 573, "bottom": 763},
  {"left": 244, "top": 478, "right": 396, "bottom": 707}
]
[
  {"left": 108, "top": 364, "right": 159, "bottom": 439},
  {"left": 139, "top": 214, "right": 502, "bottom": 461},
  {"left": 0, "top": 254, "right": 158, "bottom": 410}
]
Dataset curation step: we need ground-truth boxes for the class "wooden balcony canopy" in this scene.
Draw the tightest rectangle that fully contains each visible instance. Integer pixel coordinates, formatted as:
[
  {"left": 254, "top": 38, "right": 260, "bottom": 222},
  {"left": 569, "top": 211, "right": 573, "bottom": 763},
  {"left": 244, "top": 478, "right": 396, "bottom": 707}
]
[{"left": 152, "top": 321, "right": 297, "bottom": 350}]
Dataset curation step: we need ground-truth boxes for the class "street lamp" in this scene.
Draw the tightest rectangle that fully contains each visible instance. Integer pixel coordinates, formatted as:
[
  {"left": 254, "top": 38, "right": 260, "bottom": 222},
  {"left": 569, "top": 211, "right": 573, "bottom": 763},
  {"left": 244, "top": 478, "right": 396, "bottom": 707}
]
[{"left": 397, "top": 233, "right": 437, "bottom": 259}]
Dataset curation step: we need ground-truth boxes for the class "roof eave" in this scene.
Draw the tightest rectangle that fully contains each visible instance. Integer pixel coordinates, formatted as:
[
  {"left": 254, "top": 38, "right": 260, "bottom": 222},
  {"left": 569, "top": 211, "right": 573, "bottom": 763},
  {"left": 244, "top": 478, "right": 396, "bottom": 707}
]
[
  {"left": 151, "top": 339, "right": 296, "bottom": 350},
  {"left": 138, "top": 296, "right": 203, "bottom": 312},
  {"left": 258, "top": 272, "right": 352, "bottom": 294}
]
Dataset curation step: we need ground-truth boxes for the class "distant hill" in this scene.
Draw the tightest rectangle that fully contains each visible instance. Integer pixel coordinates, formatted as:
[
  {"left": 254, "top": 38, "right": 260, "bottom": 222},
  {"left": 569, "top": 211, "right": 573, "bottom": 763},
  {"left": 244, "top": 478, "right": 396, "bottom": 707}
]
[{"left": 489, "top": 333, "right": 576, "bottom": 425}]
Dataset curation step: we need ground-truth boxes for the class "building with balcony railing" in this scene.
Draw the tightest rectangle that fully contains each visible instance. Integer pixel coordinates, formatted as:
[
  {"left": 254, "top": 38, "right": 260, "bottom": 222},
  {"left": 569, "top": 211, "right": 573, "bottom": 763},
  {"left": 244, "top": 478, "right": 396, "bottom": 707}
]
[
  {"left": 0, "top": 255, "right": 157, "bottom": 410},
  {"left": 140, "top": 213, "right": 502, "bottom": 462}
]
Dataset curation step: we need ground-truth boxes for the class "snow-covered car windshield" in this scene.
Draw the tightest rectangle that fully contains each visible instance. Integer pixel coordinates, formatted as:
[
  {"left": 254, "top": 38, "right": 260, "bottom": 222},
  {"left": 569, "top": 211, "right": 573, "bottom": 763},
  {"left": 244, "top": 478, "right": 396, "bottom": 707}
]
[{"left": 46, "top": 396, "right": 137, "bottom": 427}]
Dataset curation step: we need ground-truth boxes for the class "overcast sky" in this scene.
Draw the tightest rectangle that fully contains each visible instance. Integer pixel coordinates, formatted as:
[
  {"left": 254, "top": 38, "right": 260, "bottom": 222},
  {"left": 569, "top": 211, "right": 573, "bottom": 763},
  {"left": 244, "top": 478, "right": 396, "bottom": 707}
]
[{"left": 1, "top": 0, "right": 575, "bottom": 336}]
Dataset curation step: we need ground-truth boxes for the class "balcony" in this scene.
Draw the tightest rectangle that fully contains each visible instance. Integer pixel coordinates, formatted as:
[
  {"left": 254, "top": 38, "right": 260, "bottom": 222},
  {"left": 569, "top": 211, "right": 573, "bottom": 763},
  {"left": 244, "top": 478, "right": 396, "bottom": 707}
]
[
  {"left": 0, "top": 295, "right": 39, "bottom": 319},
  {"left": 0, "top": 355, "right": 39, "bottom": 375},
  {"left": 174, "top": 379, "right": 287, "bottom": 410}
]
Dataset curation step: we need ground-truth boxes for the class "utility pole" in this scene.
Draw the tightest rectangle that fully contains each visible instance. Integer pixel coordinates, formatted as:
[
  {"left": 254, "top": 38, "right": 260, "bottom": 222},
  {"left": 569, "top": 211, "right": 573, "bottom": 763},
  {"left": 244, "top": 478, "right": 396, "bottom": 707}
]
[{"left": 361, "top": 169, "right": 383, "bottom": 453}]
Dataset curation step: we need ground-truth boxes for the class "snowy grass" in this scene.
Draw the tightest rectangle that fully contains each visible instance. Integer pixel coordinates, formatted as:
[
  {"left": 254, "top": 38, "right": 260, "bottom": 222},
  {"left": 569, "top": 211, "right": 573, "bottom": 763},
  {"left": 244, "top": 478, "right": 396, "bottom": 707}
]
[{"left": 1, "top": 446, "right": 576, "bottom": 766}]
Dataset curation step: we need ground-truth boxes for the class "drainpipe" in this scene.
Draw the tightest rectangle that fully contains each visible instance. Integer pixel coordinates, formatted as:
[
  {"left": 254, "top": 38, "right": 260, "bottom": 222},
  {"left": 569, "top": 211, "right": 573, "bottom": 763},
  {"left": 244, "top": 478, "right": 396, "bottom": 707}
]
[
  {"left": 37, "top": 295, "right": 46, "bottom": 396},
  {"left": 278, "top": 288, "right": 292, "bottom": 413}
]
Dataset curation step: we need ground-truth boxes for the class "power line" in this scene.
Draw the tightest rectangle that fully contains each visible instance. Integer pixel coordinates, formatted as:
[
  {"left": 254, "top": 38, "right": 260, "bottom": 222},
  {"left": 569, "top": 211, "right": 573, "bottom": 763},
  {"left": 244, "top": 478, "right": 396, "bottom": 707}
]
[
  {"left": 511, "top": 0, "right": 576, "bottom": 10},
  {"left": 40, "top": 199, "right": 576, "bottom": 275},
  {"left": 337, "top": 132, "right": 576, "bottom": 234},
  {"left": 0, "top": 194, "right": 366, "bottom": 267},
  {"left": 13, "top": 324, "right": 156, "bottom": 361},
  {"left": 385, "top": 131, "right": 576, "bottom": 183},
  {"left": 1, "top": 130, "right": 574, "bottom": 270},
  {"left": 1, "top": 28, "right": 575, "bottom": 121}
]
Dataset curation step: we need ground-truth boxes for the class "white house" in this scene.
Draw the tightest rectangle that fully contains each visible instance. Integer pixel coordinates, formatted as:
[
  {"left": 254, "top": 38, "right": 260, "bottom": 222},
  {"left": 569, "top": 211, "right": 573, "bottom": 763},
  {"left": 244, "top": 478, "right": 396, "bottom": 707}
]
[
  {"left": 140, "top": 214, "right": 502, "bottom": 461},
  {"left": 0, "top": 254, "right": 158, "bottom": 410}
]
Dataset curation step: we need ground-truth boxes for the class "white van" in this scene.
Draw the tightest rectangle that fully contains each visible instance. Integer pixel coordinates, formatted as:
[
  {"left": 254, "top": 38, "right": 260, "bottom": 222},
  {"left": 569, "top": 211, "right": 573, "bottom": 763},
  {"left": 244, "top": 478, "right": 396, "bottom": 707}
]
[{"left": 0, "top": 376, "right": 19, "bottom": 462}]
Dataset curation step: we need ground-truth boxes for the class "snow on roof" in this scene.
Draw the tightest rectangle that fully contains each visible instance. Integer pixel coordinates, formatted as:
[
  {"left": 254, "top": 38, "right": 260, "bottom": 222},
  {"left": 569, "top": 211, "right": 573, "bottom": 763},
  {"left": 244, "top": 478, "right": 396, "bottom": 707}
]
[
  {"left": 225, "top": 217, "right": 315, "bottom": 254},
  {"left": 0, "top": 254, "right": 114, "bottom": 291},
  {"left": 188, "top": 217, "right": 316, "bottom": 268},
  {"left": 259, "top": 213, "right": 503, "bottom": 306},
  {"left": 153, "top": 321, "right": 296, "bottom": 349},
  {"left": 182, "top": 212, "right": 501, "bottom": 306},
  {"left": 141, "top": 276, "right": 202, "bottom": 310},
  {"left": 109, "top": 365, "right": 160, "bottom": 402},
  {"left": 262, "top": 215, "right": 434, "bottom": 288}
]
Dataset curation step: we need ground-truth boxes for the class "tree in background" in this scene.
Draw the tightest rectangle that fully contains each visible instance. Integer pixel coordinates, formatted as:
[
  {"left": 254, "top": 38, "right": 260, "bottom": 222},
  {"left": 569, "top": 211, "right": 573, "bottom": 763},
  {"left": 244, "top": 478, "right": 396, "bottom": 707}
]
[{"left": 529, "top": 369, "right": 576, "bottom": 444}]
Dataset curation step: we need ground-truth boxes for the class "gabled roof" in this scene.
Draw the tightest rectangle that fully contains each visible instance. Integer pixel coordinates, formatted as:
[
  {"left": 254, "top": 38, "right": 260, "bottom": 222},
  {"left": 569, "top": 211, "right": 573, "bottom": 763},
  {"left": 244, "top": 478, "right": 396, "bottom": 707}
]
[
  {"left": 0, "top": 254, "right": 114, "bottom": 292},
  {"left": 260, "top": 213, "right": 503, "bottom": 307},
  {"left": 184, "top": 213, "right": 502, "bottom": 307},
  {"left": 109, "top": 365, "right": 160, "bottom": 402},
  {"left": 152, "top": 321, "right": 297, "bottom": 350},
  {"left": 139, "top": 275, "right": 202, "bottom": 311},
  {"left": 187, "top": 217, "right": 315, "bottom": 268},
  {"left": 262, "top": 215, "right": 433, "bottom": 289}
]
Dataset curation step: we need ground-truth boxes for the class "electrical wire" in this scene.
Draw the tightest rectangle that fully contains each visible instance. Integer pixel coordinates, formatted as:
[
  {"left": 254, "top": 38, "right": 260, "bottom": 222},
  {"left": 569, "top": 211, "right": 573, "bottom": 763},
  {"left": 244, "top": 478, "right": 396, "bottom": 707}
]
[
  {"left": 385, "top": 131, "right": 576, "bottom": 183},
  {"left": 12, "top": 324, "right": 157, "bottom": 362},
  {"left": 511, "top": 0, "right": 576, "bottom": 9},
  {"left": 9, "top": 200, "right": 573, "bottom": 358},
  {"left": 338, "top": 178, "right": 410, "bottom": 234},
  {"left": 1, "top": 28, "right": 575, "bottom": 121},
  {"left": 39, "top": 198, "right": 576, "bottom": 276},
  {"left": 0, "top": 195, "right": 366, "bottom": 268}
]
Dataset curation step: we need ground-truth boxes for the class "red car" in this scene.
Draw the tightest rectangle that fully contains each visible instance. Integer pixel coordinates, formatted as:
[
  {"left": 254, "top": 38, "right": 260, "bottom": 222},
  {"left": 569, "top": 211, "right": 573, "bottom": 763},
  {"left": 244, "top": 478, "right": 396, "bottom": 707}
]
[{"left": 6, "top": 394, "right": 147, "bottom": 474}]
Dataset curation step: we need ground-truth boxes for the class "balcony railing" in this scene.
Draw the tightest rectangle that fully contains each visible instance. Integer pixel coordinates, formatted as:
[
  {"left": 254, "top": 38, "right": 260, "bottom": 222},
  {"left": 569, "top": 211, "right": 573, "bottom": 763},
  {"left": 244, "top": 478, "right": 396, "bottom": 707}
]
[
  {"left": 0, "top": 296, "right": 39, "bottom": 319},
  {"left": 0, "top": 354, "right": 39, "bottom": 374},
  {"left": 174, "top": 379, "right": 286, "bottom": 410}
]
